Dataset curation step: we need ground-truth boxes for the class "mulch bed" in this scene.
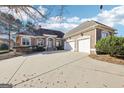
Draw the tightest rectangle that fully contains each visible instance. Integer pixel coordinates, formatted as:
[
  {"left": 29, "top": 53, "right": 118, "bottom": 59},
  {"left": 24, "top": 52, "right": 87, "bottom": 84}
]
[{"left": 89, "top": 54, "right": 124, "bottom": 65}]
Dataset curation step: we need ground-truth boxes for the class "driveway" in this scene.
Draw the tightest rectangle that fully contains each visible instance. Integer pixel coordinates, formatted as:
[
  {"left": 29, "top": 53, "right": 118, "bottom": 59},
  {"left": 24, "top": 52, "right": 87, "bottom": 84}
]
[{"left": 0, "top": 51, "right": 124, "bottom": 88}]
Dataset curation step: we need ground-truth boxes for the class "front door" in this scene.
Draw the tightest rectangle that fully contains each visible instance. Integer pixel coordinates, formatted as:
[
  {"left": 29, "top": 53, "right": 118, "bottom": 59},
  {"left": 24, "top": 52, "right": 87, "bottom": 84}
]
[{"left": 48, "top": 38, "right": 53, "bottom": 48}]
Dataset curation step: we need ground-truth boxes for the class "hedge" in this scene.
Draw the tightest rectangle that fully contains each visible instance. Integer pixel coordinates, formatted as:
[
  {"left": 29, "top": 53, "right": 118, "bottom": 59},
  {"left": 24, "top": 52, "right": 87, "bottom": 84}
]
[
  {"left": 96, "top": 36, "right": 124, "bottom": 56},
  {"left": 0, "top": 43, "right": 9, "bottom": 50}
]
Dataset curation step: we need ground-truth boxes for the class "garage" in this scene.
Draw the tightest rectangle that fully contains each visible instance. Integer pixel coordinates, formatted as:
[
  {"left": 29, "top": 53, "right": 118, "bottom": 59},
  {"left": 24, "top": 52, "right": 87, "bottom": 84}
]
[
  {"left": 78, "top": 38, "right": 90, "bottom": 54},
  {"left": 64, "top": 41, "right": 75, "bottom": 51}
]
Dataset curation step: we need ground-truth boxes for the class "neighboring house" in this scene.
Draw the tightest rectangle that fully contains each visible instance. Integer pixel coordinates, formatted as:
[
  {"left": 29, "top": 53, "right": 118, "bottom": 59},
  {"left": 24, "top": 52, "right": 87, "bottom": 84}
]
[
  {"left": 64, "top": 20, "right": 117, "bottom": 54},
  {"left": 16, "top": 28, "right": 64, "bottom": 51},
  {"left": 0, "top": 38, "right": 15, "bottom": 49}
]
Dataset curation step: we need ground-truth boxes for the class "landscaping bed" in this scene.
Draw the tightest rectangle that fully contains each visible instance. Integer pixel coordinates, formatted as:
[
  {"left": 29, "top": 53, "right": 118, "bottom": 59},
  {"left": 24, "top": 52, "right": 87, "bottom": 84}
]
[{"left": 89, "top": 54, "right": 124, "bottom": 65}]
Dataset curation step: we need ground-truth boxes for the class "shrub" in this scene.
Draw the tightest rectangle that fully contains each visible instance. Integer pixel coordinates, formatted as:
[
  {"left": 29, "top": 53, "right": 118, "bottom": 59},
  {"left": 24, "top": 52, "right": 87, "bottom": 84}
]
[
  {"left": 0, "top": 43, "right": 9, "bottom": 50},
  {"left": 96, "top": 36, "right": 124, "bottom": 56},
  {"left": 56, "top": 46, "right": 64, "bottom": 50},
  {"left": 35, "top": 46, "right": 45, "bottom": 52}
]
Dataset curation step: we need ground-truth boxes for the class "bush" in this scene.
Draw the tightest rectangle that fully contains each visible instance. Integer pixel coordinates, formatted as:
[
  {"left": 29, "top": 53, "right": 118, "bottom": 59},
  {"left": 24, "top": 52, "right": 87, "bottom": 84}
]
[
  {"left": 35, "top": 46, "right": 45, "bottom": 52},
  {"left": 0, "top": 43, "right": 9, "bottom": 50},
  {"left": 96, "top": 36, "right": 124, "bottom": 56},
  {"left": 56, "top": 46, "right": 64, "bottom": 50}
]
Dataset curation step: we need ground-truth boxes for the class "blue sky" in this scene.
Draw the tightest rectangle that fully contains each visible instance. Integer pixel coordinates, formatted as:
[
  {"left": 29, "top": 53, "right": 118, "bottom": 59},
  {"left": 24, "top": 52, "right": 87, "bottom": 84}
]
[
  {"left": 34, "top": 5, "right": 124, "bottom": 36},
  {"left": 0, "top": 5, "right": 123, "bottom": 37}
]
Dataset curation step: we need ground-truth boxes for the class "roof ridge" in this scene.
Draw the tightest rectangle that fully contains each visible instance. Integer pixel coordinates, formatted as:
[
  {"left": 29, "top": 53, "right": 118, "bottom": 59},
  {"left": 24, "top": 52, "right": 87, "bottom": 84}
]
[{"left": 64, "top": 20, "right": 116, "bottom": 38}]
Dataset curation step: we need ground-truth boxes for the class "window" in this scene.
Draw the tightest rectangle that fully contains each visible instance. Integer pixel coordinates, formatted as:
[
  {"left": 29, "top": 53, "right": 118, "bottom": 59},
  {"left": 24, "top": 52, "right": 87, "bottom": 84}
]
[
  {"left": 37, "top": 39, "right": 44, "bottom": 46},
  {"left": 22, "top": 38, "right": 30, "bottom": 45},
  {"left": 101, "top": 31, "right": 109, "bottom": 38},
  {"left": 56, "top": 41, "right": 60, "bottom": 46},
  {"left": 56, "top": 41, "right": 59, "bottom": 47}
]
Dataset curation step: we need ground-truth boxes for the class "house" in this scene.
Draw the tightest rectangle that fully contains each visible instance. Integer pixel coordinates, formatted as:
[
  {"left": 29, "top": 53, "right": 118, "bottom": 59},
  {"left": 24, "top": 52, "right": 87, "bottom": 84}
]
[
  {"left": 64, "top": 20, "right": 117, "bottom": 54},
  {"left": 16, "top": 28, "right": 64, "bottom": 51},
  {"left": 0, "top": 38, "right": 15, "bottom": 49}
]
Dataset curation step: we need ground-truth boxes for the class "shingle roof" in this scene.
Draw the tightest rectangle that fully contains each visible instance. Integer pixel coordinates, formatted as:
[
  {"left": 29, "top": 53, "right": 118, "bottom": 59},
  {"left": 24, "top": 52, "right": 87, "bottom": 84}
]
[
  {"left": 64, "top": 20, "right": 116, "bottom": 38},
  {"left": 18, "top": 28, "right": 64, "bottom": 38},
  {"left": 34, "top": 29, "right": 64, "bottom": 38}
]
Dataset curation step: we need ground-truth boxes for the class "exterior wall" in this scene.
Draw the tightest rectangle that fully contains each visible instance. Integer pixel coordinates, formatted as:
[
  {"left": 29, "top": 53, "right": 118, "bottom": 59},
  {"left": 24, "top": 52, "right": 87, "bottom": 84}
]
[
  {"left": 16, "top": 35, "right": 33, "bottom": 46},
  {"left": 96, "top": 28, "right": 102, "bottom": 42},
  {"left": 16, "top": 35, "right": 64, "bottom": 50},
  {"left": 16, "top": 35, "right": 22, "bottom": 46},
  {"left": 31, "top": 37, "right": 36, "bottom": 46},
  {"left": 83, "top": 29, "right": 96, "bottom": 49},
  {"left": 66, "top": 29, "right": 96, "bottom": 53},
  {"left": 65, "top": 24, "right": 116, "bottom": 54}
]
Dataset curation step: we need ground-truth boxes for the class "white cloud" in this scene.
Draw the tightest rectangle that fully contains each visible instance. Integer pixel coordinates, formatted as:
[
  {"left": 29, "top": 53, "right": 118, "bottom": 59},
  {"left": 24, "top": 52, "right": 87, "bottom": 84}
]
[
  {"left": 1, "top": 5, "right": 124, "bottom": 33},
  {"left": 67, "top": 16, "right": 80, "bottom": 23},
  {"left": 48, "top": 16, "right": 65, "bottom": 23},
  {"left": 95, "top": 5, "right": 124, "bottom": 27},
  {"left": 38, "top": 22, "right": 78, "bottom": 32}
]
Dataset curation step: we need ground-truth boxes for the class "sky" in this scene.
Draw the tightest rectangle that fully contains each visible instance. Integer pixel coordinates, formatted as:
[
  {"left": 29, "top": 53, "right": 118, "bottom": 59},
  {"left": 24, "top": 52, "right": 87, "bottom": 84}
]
[
  {"left": 0, "top": 5, "right": 124, "bottom": 37},
  {"left": 33, "top": 5, "right": 124, "bottom": 36}
]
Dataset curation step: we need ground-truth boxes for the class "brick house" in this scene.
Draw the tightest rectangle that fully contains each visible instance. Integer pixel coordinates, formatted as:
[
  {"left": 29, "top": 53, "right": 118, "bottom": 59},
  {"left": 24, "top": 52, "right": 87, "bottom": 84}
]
[
  {"left": 64, "top": 20, "right": 117, "bottom": 54},
  {"left": 16, "top": 28, "right": 64, "bottom": 51}
]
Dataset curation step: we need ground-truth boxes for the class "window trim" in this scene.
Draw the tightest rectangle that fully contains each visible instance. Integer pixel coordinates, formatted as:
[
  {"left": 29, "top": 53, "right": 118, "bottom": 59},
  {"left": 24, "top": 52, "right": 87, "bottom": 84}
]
[{"left": 21, "top": 37, "right": 31, "bottom": 46}]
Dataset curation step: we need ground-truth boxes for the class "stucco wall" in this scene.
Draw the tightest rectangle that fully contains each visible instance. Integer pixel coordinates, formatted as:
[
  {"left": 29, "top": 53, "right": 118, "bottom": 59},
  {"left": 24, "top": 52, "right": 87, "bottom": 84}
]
[{"left": 31, "top": 37, "right": 37, "bottom": 46}]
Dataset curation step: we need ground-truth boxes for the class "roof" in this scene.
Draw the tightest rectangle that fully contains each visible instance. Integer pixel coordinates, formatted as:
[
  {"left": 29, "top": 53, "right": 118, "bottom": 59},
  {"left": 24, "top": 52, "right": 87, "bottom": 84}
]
[
  {"left": 64, "top": 20, "right": 116, "bottom": 38},
  {"left": 18, "top": 28, "right": 64, "bottom": 38}
]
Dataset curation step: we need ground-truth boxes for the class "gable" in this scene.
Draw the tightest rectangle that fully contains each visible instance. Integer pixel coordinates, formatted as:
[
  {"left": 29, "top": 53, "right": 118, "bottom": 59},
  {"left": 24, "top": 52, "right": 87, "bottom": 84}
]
[{"left": 64, "top": 20, "right": 116, "bottom": 38}]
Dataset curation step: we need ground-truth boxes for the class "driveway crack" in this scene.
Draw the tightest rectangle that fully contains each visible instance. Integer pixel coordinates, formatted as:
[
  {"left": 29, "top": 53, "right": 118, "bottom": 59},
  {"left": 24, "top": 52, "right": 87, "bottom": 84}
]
[
  {"left": 13, "top": 56, "right": 88, "bottom": 87},
  {"left": 7, "top": 57, "right": 28, "bottom": 84}
]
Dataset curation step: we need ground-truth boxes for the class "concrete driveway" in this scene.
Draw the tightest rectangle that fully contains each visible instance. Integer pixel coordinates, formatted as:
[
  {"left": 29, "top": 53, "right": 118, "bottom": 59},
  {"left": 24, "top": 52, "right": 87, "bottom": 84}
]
[{"left": 0, "top": 51, "right": 124, "bottom": 88}]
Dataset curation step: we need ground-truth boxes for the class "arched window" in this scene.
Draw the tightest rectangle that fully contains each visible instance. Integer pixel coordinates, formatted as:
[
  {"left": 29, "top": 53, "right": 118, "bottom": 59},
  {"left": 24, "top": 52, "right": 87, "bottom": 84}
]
[{"left": 37, "top": 39, "right": 44, "bottom": 46}]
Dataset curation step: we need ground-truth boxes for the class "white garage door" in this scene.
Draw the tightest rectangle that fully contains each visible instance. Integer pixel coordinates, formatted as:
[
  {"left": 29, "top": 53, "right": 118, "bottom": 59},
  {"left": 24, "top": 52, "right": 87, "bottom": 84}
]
[
  {"left": 78, "top": 38, "right": 90, "bottom": 53},
  {"left": 64, "top": 41, "right": 75, "bottom": 51}
]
